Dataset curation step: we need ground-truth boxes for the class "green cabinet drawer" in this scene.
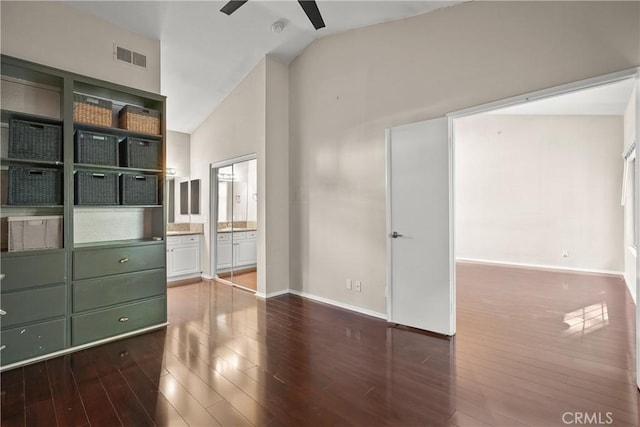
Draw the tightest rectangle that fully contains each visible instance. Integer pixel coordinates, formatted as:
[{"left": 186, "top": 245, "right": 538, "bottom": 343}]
[
  {"left": 73, "top": 268, "right": 166, "bottom": 313},
  {"left": 73, "top": 244, "right": 165, "bottom": 280},
  {"left": 1, "top": 285, "right": 66, "bottom": 329},
  {"left": 72, "top": 296, "right": 166, "bottom": 346},
  {"left": 0, "top": 252, "right": 66, "bottom": 292},
  {"left": 0, "top": 318, "right": 66, "bottom": 366}
]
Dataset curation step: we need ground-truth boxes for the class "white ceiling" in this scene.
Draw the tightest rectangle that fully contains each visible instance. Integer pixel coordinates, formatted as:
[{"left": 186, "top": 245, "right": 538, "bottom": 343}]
[
  {"left": 66, "top": 0, "right": 460, "bottom": 133},
  {"left": 487, "top": 78, "right": 635, "bottom": 116}
]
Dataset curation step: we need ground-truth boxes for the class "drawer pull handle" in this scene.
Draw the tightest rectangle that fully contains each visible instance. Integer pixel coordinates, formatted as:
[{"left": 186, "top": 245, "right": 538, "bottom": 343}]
[
  {"left": 119, "top": 316, "right": 129, "bottom": 323},
  {"left": 119, "top": 258, "right": 129, "bottom": 264},
  {"left": 0, "top": 345, "right": 5, "bottom": 351},
  {"left": 0, "top": 309, "right": 6, "bottom": 316}
]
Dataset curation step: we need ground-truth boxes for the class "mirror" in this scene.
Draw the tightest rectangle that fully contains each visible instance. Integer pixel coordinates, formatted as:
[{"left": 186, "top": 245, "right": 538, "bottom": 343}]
[
  {"left": 216, "top": 160, "right": 257, "bottom": 227},
  {"left": 190, "top": 179, "right": 200, "bottom": 215},
  {"left": 180, "top": 181, "right": 189, "bottom": 215}
]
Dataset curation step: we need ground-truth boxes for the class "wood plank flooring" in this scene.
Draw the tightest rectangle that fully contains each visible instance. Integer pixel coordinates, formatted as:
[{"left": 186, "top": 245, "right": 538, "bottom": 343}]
[{"left": 2, "top": 263, "right": 638, "bottom": 426}]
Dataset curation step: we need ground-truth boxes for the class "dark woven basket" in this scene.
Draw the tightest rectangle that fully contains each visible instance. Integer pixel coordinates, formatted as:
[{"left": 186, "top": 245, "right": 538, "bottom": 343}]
[
  {"left": 75, "top": 130, "right": 119, "bottom": 166},
  {"left": 119, "top": 137, "right": 160, "bottom": 170},
  {"left": 9, "top": 119, "right": 63, "bottom": 162},
  {"left": 74, "top": 171, "right": 119, "bottom": 205},
  {"left": 8, "top": 166, "right": 63, "bottom": 205},
  {"left": 120, "top": 174, "right": 158, "bottom": 205}
]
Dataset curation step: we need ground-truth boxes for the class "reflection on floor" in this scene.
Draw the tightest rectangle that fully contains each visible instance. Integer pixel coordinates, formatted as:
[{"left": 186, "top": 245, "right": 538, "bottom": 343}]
[
  {"left": 1, "top": 264, "right": 638, "bottom": 426},
  {"left": 217, "top": 269, "right": 257, "bottom": 292}
]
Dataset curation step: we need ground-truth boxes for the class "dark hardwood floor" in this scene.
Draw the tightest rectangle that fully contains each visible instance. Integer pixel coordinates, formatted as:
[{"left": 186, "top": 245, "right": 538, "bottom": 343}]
[{"left": 2, "top": 263, "right": 639, "bottom": 426}]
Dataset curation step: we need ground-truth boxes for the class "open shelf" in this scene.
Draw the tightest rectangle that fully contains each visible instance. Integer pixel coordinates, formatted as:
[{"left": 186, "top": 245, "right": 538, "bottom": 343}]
[
  {"left": 74, "top": 204, "right": 162, "bottom": 209},
  {"left": 1, "top": 158, "right": 63, "bottom": 168},
  {"left": 73, "top": 163, "right": 161, "bottom": 174},
  {"left": 74, "top": 122, "right": 162, "bottom": 141},
  {"left": 1, "top": 110, "right": 63, "bottom": 126},
  {"left": 73, "top": 238, "right": 164, "bottom": 249}
]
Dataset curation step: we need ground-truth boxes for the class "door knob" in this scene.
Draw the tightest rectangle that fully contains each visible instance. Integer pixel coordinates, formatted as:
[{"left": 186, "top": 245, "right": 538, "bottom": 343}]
[{"left": 391, "top": 231, "right": 403, "bottom": 238}]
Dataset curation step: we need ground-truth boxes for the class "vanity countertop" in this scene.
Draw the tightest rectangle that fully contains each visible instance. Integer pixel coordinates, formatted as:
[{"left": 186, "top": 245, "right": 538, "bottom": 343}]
[
  {"left": 217, "top": 228, "right": 257, "bottom": 233},
  {"left": 167, "top": 231, "right": 204, "bottom": 236}
]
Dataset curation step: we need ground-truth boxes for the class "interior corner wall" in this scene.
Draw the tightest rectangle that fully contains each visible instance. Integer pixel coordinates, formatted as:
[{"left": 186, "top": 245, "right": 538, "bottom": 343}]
[
  {"left": 624, "top": 82, "right": 638, "bottom": 303},
  {"left": 0, "top": 1, "right": 160, "bottom": 93},
  {"left": 189, "top": 58, "right": 266, "bottom": 290},
  {"left": 166, "top": 131, "right": 191, "bottom": 179},
  {"left": 264, "top": 56, "right": 290, "bottom": 295},
  {"left": 455, "top": 114, "right": 624, "bottom": 273},
  {"left": 289, "top": 1, "right": 640, "bottom": 315}
]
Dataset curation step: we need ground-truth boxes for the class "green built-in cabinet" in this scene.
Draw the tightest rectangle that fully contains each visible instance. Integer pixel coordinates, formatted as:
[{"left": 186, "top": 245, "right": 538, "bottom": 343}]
[{"left": 0, "top": 55, "right": 167, "bottom": 369}]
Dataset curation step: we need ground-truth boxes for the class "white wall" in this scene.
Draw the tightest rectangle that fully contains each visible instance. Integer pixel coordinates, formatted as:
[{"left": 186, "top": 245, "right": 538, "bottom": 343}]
[
  {"left": 455, "top": 115, "right": 623, "bottom": 273},
  {"left": 289, "top": 1, "right": 639, "bottom": 314},
  {"left": 623, "top": 83, "right": 638, "bottom": 302},
  {"left": 0, "top": 1, "right": 160, "bottom": 93}
]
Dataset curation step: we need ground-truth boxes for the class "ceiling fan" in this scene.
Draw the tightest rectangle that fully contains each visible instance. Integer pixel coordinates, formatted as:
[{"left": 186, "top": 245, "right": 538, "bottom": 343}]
[{"left": 220, "top": 0, "right": 326, "bottom": 30}]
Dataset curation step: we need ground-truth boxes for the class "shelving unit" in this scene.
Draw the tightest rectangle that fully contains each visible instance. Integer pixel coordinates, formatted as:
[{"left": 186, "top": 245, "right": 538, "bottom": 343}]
[{"left": 0, "top": 55, "right": 167, "bottom": 370}]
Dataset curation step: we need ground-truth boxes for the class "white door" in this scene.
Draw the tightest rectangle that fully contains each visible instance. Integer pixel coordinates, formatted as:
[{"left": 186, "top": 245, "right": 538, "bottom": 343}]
[{"left": 387, "top": 117, "right": 455, "bottom": 336}]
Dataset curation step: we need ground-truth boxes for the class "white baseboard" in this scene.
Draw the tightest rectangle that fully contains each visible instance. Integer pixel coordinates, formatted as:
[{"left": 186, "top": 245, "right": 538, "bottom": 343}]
[
  {"left": 456, "top": 257, "right": 623, "bottom": 277},
  {"left": 201, "top": 273, "right": 214, "bottom": 280},
  {"left": 255, "top": 289, "right": 290, "bottom": 299},
  {"left": 167, "top": 272, "right": 202, "bottom": 283},
  {"left": 288, "top": 289, "right": 387, "bottom": 320}
]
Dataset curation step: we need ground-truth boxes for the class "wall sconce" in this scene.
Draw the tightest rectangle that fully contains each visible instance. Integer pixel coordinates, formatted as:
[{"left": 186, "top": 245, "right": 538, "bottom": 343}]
[{"left": 166, "top": 168, "right": 177, "bottom": 176}]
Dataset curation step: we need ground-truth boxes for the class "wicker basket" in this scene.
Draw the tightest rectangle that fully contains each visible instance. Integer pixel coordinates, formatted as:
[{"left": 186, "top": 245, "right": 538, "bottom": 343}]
[
  {"left": 9, "top": 119, "right": 63, "bottom": 162},
  {"left": 119, "top": 137, "right": 160, "bottom": 170},
  {"left": 75, "top": 130, "right": 119, "bottom": 166},
  {"left": 74, "top": 93, "right": 113, "bottom": 127},
  {"left": 8, "top": 166, "right": 63, "bottom": 205},
  {"left": 118, "top": 105, "right": 160, "bottom": 135},
  {"left": 120, "top": 173, "right": 158, "bottom": 205},
  {"left": 74, "top": 171, "right": 119, "bottom": 205}
]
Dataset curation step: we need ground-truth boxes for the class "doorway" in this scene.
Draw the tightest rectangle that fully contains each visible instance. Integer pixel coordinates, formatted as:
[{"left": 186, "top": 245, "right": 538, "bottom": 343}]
[
  {"left": 211, "top": 155, "right": 258, "bottom": 292},
  {"left": 387, "top": 68, "right": 639, "bottom": 386}
]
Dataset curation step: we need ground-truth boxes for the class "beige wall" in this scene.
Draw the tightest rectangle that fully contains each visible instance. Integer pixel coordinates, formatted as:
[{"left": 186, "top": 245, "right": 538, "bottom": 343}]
[
  {"left": 189, "top": 56, "right": 290, "bottom": 296},
  {"left": 289, "top": 1, "right": 639, "bottom": 314},
  {"left": 455, "top": 115, "right": 624, "bottom": 273},
  {"left": 0, "top": 1, "right": 160, "bottom": 93},
  {"left": 166, "top": 131, "right": 191, "bottom": 179},
  {"left": 623, "top": 83, "right": 638, "bottom": 303}
]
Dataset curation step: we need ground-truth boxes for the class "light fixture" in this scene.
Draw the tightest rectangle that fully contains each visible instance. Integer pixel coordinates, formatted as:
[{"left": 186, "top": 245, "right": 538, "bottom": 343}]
[
  {"left": 166, "top": 168, "right": 176, "bottom": 175},
  {"left": 271, "top": 20, "right": 285, "bottom": 33}
]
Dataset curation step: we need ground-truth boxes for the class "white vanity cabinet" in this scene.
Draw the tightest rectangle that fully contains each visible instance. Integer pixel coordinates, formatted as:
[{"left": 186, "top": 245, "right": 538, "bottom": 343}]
[
  {"left": 167, "top": 234, "right": 202, "bottom": 280},
  {"left": 216, "top": 231, "right": 257, "bottom": 271}
]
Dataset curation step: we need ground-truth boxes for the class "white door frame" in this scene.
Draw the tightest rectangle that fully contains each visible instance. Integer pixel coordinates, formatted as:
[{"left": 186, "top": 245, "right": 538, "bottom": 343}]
[
  {"left": 210, "top": 153, "right": 257, "bottom": 281},
  {"left": 386, "top": 66, "right": 639, "bottom": 342}
]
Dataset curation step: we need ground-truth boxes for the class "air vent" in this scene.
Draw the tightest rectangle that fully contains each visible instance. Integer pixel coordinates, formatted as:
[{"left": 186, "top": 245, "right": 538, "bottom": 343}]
[{"left": 114, "top": 44, "right": 147, "bottom": 69}]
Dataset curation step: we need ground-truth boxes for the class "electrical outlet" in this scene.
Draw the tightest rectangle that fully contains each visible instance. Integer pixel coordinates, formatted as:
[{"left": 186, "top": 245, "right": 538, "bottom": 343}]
[
  {"left": 562, "top": 250, "right": 569, "bottom": 258},
  {"left": 354, "top": 280, "right": 362, "bottom": 292},
  {"left": 346, "top": 279, "right": 352, "bottom": 290}
]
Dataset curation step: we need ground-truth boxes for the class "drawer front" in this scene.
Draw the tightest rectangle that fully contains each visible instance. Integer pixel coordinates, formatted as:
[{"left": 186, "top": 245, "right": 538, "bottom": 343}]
[
  {"left": 73, "top": 244, "right": 165, "bottom": 280},
  {"left": 233, "top": 232, "right": 247, "bottom": 240},
  {"left": 181, "top": 235, "right": 200, "bottom": 244},
  {"left": 0, "top": 318, "right": 66, "bottom": 366},
  {"left": 246, "top": 231, "right": 257, "bottom": 239},
  {"left": 166, "top": 236, "right": 181, "bottom": 248},
  {"left": 1, "top": 252, "right": 66, "bottom": 292},
  {"left": 1, "top": 285, "right": 66, "bottom": 329},
  {"left": 72, "top": 296, "right": 166, "bottom": 346},
  {"left": 73, "top": 269, "right": 166, "bottom": 313},
  {"left": 217, "top": 233, "right": 230, "bottom": 241}
]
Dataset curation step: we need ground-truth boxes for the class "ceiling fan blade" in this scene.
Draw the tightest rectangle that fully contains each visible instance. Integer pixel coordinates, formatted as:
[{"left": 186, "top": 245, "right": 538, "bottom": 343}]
[
  {"left": 220, "top": 0, "right": 248, "bottom": 15},
  {"left": 297, "top": 0, "right": 325, "bottom": 30}
]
